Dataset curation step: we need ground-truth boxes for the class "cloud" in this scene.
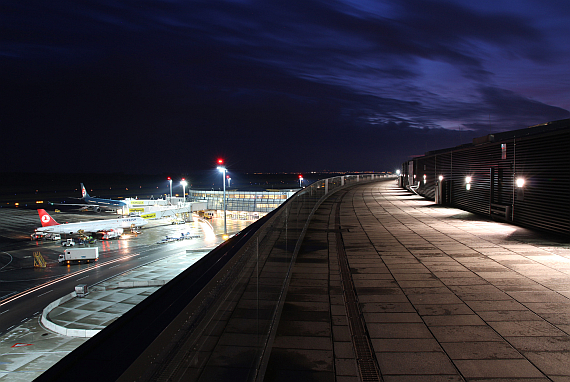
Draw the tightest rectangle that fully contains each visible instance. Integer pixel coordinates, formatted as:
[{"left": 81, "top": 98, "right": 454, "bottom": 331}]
[{"left": 0, "top": 0, "right": 568, "bottom": 173}]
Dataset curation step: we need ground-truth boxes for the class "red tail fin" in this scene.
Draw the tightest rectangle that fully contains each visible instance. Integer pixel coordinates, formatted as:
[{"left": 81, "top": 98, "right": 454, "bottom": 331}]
[{"left": 37, "top": 209, "right": 59, "bottom": 227}]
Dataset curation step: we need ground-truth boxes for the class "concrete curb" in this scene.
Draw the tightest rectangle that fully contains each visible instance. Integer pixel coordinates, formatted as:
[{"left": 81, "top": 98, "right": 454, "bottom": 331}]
[
  {"left": 41, "top": 292, "right": 101, "bottom": 338},
  {"left": 117, "top": 280, "right": 166, "bottom": 288},
  {"left": 41, "top": 281, "right": 168, "bottom": 337}
]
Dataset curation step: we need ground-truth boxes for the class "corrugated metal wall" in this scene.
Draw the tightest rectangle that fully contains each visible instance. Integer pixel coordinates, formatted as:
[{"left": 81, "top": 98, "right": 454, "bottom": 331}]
[{"left": 401, "top": 121, "right": 570, "bottom": 237}]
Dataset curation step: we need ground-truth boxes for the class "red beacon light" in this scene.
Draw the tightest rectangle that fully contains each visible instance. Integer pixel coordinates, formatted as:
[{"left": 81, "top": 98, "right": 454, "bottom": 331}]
[{"left": 217, "top": 159, "right": 224, "bottom": 165}]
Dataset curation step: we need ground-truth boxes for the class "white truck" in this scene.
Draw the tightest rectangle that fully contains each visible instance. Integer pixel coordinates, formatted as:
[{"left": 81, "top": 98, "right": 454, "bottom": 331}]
[{"left": 59, "top": 247, "right": 99, "bottom": 265}]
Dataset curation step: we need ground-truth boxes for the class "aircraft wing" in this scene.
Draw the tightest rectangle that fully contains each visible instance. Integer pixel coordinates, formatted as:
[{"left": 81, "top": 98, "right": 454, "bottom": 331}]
[{"left": 47, "top": 202, "right": 120, "bottom": 213}]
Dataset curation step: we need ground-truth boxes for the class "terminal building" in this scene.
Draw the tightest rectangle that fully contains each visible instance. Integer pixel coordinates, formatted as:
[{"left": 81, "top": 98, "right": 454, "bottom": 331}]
[
  {"left": 187, "top": 189, "right": 298, "bottom": 220},
  {"left": 400, "top": 118, "right": 570, "bottom": 237},
  {"left": 124, "top": 189, "right": 298, "bottom": 221}
]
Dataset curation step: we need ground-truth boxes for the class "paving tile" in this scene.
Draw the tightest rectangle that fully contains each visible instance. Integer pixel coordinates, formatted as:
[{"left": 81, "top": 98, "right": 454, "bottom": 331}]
[
  {"left": 506, "top": 291, "right": 570, "bottom": 303},
  {"left": 382, "top": 376, "right": 464, "bottom": 382},
  {"left": 360, "top": 302, "right": 416, "bottom": 313},
  {"left": 390, "top": 270, "right": 433, "bottom": 277},
  {"left": 440, "top": 341, "right": 524, "bottom": 359},
  {"left": 357, "top": 288, "right": 407, "bottom": 300},
  {"left": 488, "top": 320, "right": 567, "bottom": 337},
  {"left": 275, "top": 320, "right": 331, "bottom": 337},
  {"left": 332, "top": 325, "right": 351, "bottom": 342},
  {"left": 523, "top": 302, "right": 570, "bottom": 314},
  {"left": 430, "top": 325, "right": 504, "bottom": 342},
  {"left": 453, "top": 359, "right": 546, "bottom": 378},
  {"left": 335, "top": 358, "right": 358, "bottom": 376},
  {"left": 265, "top": 348, "right": 334, "bottom": 372},
  {"left": 371, "top": 338, "right": 442, "bottom": 352},
  {"left": 539, "top": 312, "right": 570, "bottom": 325},
  {"left": 396, "top": 280, "right": 447, "bottom": 288},
  {"left": 423, "top": 314, "right": 485, "bottom": 326},
  {"left": 376, "top": 352, "right": 457, "bottom": 375},
  {"left": 206, "top": 345, "right": 259, "bottom": 367},
  {"left": 478, "top": 310, "right": 544, "bottom": 321},
  {"left": 367, "top": 323, "right": 433, "bottom": 339},
  {"left": 272, "top": 336, "right": 332, "bottom": 350},
  {"left": 505, "top": 336, "right": 570, "bottom": 351},
  {"left": 407, "top": 293, "right": 463, "bottom": 305},
  {"left": 465, "top": 299, "right": 527, "bottom": 312},
  {"left": 415, "top": 303, "right": 473, "bottom": 316},
  {"left": 362, "top": 312, "right": 423, "bottom": 323},
  {"left": 333, "top": 341, "right": 355, "bottom": 358},
  {"left": 523, "top": 352, "right": 570, "bottom": 376}
]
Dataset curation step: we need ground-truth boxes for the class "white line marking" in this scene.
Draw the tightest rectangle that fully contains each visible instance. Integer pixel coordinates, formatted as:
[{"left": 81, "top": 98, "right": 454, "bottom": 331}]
[{"left": 36, "top": 290, "right": 53, "bottom": 298}]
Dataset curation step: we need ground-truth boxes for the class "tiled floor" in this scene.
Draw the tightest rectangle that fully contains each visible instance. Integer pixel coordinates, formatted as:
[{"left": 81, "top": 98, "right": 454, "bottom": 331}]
[{"left": 265, "top": 179, "right": 570, "bottom": 381}]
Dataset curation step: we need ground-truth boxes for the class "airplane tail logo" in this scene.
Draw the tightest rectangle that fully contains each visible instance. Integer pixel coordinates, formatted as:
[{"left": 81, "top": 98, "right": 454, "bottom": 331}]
[
  {"left": 37, "top": 209, "right": 59, "bottom": 227},
  {"left": 81, "top": 183, "right": 88, "bottom": 198}
]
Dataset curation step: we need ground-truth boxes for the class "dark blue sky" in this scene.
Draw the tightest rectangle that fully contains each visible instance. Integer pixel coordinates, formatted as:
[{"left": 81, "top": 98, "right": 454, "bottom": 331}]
[{"left": 2, "top": 0, "right": 569, "bottom": 174}]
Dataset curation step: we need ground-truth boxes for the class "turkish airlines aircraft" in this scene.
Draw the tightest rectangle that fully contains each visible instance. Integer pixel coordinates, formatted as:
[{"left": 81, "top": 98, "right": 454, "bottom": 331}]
[
  {"left": 35, "top": 209, "right": 147, "bottom": 235},
  {"left": 49, "top": 183, "right": 128, "bottom": 213}
]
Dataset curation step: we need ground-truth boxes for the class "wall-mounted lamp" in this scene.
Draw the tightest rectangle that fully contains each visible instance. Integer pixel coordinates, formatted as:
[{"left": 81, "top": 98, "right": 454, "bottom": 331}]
[
  {"left": 516, "top": 177, "right": 525, "bottom": 201},
  {"left": 438, "top": 175, "right": 444, "bottom": 181},
  {"left": 423, "top": 174, "right": 427, "bottom": 184},
  {"left": 465, "top": 176, "right": 472, "bottom": 190}
]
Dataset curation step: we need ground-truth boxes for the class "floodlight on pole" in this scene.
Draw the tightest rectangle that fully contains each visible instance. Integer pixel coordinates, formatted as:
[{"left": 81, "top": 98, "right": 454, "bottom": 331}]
[
  {"left": 167, "top": 177, "right": 172, "bottom": 201},
  {"left": 180, "top": 178, "right": 187, "bottom": 202},
  {"left": 217, "top": 161, "right": 228, "bottom": 240}
]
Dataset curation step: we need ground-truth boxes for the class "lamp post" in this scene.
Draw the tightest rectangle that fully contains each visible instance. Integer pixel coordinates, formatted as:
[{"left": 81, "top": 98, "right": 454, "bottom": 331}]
[
  {"left": 167, "top": 177, "right": 172, "bottom": 202},
  {"left": 298, "top": 174, "right": 303, "bottom": 188},
  {"left": 217, "top": 159, "right": 228, "bottom": 239},
  {"left": 180, "top": 178, "right": 187, "bottom": 203},
  {"left": 227, "top": 176, "right": 231, "bottom": 188}
]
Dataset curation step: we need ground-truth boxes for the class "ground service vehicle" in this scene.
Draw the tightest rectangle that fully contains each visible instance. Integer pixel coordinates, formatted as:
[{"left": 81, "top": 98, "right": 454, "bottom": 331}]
[
  {"left": 97, "top": 229, "right": 121, "bottom": 240},
  {"left": 61, "top": 238, "right": 75, "bottom": 247},
  {"left": 75, "top": 284, "right": 88, "bottom": 297},
  {"left": 31, "top": 232, "right": 47, "bottom": 240},
  {"left": 59, "top": 247, "right": 99, "bottom": 265}
]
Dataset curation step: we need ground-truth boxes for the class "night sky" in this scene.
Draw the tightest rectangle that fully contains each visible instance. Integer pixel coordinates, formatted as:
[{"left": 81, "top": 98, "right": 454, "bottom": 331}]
[{"left": 2, "top": 0, "right": 569, "bottom": 174}]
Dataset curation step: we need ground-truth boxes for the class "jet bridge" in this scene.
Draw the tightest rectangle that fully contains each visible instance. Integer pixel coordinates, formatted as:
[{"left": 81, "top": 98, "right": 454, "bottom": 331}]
[{"left": 127, "top": 202, "right": 207, "bottom": 220}]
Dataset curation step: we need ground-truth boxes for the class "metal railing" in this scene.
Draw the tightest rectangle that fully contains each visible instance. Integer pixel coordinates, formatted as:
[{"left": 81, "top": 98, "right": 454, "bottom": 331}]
[{"left": 128, "top": 174, "right": 388, "bottom": 381}]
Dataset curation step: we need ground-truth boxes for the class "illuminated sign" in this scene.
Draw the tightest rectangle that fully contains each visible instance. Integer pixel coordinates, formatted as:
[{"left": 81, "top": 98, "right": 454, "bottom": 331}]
[
  {"left": 130, "top": 201, "right": 144, "bottom": 205},
  {"left": 141, "top": 213, "right": 156, "bottom": 219},
  {"left": 129, "top": 208, "right": 145, "bottom": 212}
]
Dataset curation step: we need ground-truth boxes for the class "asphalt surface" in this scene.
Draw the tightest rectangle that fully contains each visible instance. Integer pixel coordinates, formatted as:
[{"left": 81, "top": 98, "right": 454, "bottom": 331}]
[
  {"left": 0, "top": 209, "right": 247, "bottom": 337},
  {"left": 0, "top": 208, "right": 254, "bottom": 380}
]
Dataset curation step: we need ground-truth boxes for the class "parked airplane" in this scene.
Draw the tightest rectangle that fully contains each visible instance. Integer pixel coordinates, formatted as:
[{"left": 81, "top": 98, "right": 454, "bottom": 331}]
[
  {"left": 50, "top": 183, "right": 127, "bottom": 213},
  {"left": 35, "top": 209, "right": 147, "bottom": 236}
]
